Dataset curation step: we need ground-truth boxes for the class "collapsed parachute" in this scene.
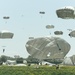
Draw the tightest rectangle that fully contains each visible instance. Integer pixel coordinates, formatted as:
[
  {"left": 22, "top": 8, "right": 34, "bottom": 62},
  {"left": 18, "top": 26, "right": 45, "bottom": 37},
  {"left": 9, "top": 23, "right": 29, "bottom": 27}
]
[
  {"left": 3, "top": 16, "right": 10, "bottom": 23},
  {"left": 25, "top": 37, "right": 70, "bottom": 64},
  {"left": 29, "top": 37, "right": 34, "bottom": 39},
  {"left": 3, "top": 16, "right": 10, "bottom": 19},
  {"left": 39, "top": 11, "right": 45, "bottom": 14},
  {"left": 39, "top": 11, "right": 45, "bottom": 18}
]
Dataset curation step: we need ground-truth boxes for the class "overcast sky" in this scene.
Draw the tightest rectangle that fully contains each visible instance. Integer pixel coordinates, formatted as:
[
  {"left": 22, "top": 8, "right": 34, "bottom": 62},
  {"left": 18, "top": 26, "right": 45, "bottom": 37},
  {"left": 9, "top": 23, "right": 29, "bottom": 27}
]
[{"left": 0, "top": 0, "right": 75, "bottom": 58}]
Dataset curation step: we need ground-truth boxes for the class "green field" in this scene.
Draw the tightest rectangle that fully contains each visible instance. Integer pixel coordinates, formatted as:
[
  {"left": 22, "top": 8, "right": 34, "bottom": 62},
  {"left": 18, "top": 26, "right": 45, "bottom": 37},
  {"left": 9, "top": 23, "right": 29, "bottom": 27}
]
[{"left": 0, "top": 66, "right": 75, "bottom": 75}]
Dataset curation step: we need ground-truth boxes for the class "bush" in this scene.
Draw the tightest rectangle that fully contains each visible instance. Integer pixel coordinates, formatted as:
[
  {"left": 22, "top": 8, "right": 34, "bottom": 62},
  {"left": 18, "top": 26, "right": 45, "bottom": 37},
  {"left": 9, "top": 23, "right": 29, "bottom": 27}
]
[{"left": 0, "top": 66, "right": 75, "bottom": 75}]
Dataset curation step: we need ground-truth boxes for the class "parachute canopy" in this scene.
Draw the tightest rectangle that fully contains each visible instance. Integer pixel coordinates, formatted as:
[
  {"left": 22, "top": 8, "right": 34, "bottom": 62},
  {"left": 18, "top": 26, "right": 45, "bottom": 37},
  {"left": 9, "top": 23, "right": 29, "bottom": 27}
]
[
  {"left": 54, "top": 31, "right": 63, "bottom": 35},
  {"left": 46, "top": 25, "right": 54, "bottom": 29},
  {"left": 56, "top": 6, "right": 75, "bottom": 19},
  {"left": 68, "top": 30, "right": 75, "bottom": 37},
  {"left": 25, "top": 37, "right": 70, "bottom": 64},
  {"left": 29, "top": 37, "right": 34, "bottom": 39},
  {"left": 63, "top": 55, "right": 75, "bottom": 65},
  {"left": 70, "top": 55, "right": 75, "bottom": 65},
  {"left": 3, "top": 16, "right": 10, "bottom": 19},
  {"left": 0, "top": 30, "right": 14, "bottom": 39},
  {"left": 62, "top": 57, "right": 73, "bottom": 65},
  {"left": 39, "top": 11, "right": 45, "bottom": 14}
]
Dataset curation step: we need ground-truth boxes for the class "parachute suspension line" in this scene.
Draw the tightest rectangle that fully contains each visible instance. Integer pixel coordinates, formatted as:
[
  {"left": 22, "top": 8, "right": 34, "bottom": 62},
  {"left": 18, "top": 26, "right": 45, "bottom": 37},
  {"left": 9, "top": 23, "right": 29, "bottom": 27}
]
[{"left": 56, "top": 43, "right": 61, "bottom": 50}]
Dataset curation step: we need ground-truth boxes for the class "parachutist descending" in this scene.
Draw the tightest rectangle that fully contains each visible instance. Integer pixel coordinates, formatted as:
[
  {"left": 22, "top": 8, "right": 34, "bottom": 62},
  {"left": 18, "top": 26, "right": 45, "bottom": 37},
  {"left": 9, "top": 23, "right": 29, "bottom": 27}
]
[
  {"left": 3, "top": 49, "right": 5, "bottom": 53},
  {"left": 39, "top": 11, "right": 45, "bottom": 18},
  {"left": 46, "top": 25, "right": 54, "bottom": 29},
  {"left": 3, "top": 16, "right": 10, "bottom": 19}
]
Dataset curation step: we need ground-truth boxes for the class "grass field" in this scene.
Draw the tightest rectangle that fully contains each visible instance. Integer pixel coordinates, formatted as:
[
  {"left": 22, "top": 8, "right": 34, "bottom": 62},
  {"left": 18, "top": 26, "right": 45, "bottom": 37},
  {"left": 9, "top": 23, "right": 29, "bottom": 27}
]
[{"left": 0, "top": 65, "right": 75, "bottom": 75}]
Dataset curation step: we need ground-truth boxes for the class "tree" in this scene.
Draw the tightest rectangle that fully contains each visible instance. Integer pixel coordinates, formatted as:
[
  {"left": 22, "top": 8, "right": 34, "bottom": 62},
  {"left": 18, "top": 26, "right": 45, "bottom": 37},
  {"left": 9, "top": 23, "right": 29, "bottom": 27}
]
[
  {"left": 1, "top": 55, "right": 7, "bottom": 62},
  {"left": 16, "top": 58, "right": 23, "bottom": 64}
]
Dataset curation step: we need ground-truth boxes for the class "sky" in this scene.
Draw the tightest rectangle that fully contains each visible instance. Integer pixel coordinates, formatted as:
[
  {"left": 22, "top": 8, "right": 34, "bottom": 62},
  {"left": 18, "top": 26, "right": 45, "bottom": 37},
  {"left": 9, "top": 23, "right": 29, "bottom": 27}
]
[{"left": 0, "top": 0, "right": 75, "bottom": 58}]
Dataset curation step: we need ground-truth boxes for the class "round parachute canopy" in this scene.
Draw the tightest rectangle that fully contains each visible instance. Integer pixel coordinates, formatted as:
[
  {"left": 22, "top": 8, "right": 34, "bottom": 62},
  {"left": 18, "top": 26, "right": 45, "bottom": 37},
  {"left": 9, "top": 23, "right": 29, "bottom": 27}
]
[
  {"left": 54, "top": 31, "right": 63, "bottom": 35},
  {"left": 68, "top": 30, "right": 75, "bottom": 37},
  {"left": 3, "top": 16, "right": 10, "bottom": 19},
  {"left": 46, "top": 25, "right": 54, "bottom": 29},
  {"left": 29, "top": 37, "right": 34, "bottom": 39},
  {"left": 56, "top": 6, "right": 75, "bottom": 19},
  {"left": 67, "top": 29, "right": 72, "bottom": 31},
  {"left": 25, "top": 37, "right": 70, "bottom": 64},
  {"left": 39, "top": 11, "right": 45, "bottom": 14},
  {"left": 0, "top": 30, "right": 14, "bottom": 39}
]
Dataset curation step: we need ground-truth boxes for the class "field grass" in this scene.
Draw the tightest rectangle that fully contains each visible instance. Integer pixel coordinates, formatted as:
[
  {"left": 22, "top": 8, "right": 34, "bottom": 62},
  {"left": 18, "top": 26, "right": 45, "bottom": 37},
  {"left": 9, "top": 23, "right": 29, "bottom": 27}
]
[{"left": 0, "top": 65, "right": 75, "bottom": 75}]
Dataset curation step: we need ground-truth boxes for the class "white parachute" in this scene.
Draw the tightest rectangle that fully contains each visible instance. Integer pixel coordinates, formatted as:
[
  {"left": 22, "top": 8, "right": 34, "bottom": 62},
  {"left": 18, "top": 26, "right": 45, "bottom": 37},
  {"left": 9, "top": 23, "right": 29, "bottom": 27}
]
[
  {"left": 25, "top": 37, "right": 71, "bottom": 64},
  {"left": 0, "top": 30, "right": 14, "bottom": 39},
  {"left": 56, "top": 6, "right": 75, "bottom": 19}
]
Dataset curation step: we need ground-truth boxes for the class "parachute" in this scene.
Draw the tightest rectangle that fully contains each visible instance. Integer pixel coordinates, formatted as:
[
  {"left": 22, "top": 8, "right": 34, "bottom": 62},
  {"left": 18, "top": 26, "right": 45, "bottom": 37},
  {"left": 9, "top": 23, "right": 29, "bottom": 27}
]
[
  {"left": 68, "top": 30, "right": 75, "bottom": 37},
  {"left": 29, "top": 37, "right": 34, "bottom": 39},
  {"left": 25, "top": 37, "right": 70, "bottom": 64},
  {"left": 3, "top": 16, "right": 10, "bottom": 19},
  {"left": 0, "top": 30, "right": 14, "bottom": 39},
  {"left": 39, "top": 11, "right": 45, "bottom": 14},
  {"left": 56, "top": 6, "right": 75, "bottom": 19},
  {"left": 46, "top": 25, "right": 54, "bottom": 29},
  {"left": 54, "top": 31, "right": 63, "bottom": 35}
]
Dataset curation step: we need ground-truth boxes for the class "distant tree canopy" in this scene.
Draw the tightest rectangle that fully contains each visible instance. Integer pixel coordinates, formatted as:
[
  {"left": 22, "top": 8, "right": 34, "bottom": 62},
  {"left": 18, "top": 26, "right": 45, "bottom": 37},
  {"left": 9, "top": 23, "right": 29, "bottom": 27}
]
[
  {"left": 0, "top": 55, "right": 7, "bottom": 62},
  {"left": 26, "top": 56, "right": 39, "bottom": 64},
  {"left": 16, "top": 58, "right": 23, "bottom": 64}
]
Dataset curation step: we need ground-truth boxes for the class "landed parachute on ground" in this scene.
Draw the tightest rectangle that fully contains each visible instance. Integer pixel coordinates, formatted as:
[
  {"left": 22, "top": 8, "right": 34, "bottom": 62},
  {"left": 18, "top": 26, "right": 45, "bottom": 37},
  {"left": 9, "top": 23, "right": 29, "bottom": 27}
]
[
  {"left": 46, "top": 25, "right": 54, "bottom": 29},
  {"left": 68, "top": 30, "right": 75, "bottom": 37},
  {"left": 54, "top": 31, "right": 63, "bottom": 35},
  {"left": 70, "top": 55, "right": 75, "bottom": 65},
  {"left": 0, "top": 30, "right": 14, "bottom": 39},
  {"left": 2, "top": 46, "right": 6, "bottom": 53},
  {"left": 56, "top": 6, "right": 75, "bottom": 19},
  {"left": 25, "top": 37, "right": 70, "bottom": 64},
  {"left": 62, "top": 55, "right": 75, "bottom": 66},
  {"left": 62, "top": 57, "right": 73, "bottom": 65}
]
